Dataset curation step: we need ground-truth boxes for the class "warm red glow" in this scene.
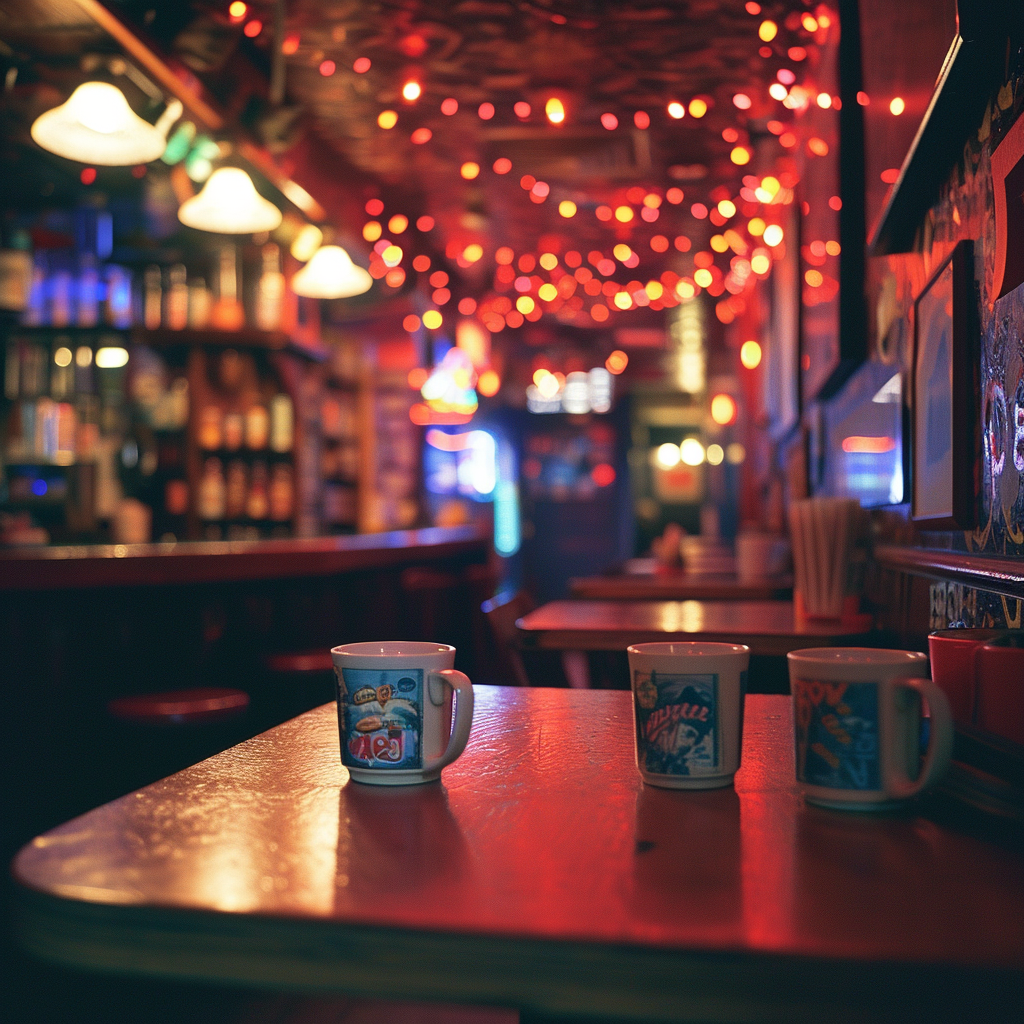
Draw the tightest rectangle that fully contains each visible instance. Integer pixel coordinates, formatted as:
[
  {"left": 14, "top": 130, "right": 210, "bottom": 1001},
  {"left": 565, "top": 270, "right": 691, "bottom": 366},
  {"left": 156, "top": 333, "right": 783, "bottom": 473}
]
[
  {"left": 353, "top": 57, "right": 371, "bottom": 73},
  {"left": 842, "top": 436, "right": 896, "bottom": 454},
  {"left": 319, "top": 60, "right": 336, "bottom": 76},
  {"left": 592, "top": 464, "right": 616, "bottom": 487},
  {"left": 403, "top": 315, "right": 422, "bottom": 333},
  {"left": 80, "top": 167, "right": 96, "bottom": 185},
  {"left": 416, "top": 215, "right": 435, "bottom": 231},
  {"left": 634, "top": 110, "right": 650, "bottom": 129},
  {"left": 243, "top": 20, "right": 262, "bottom": 38},
  {"left": 710, "top": 393, "right": 738, "bottom": 425},
  {"left": 408, "top": 366, "right": 429, "bottom": 389},
  {"left": 282, "top": 33, "right": 300, "bottom": 54},
  {"left": 493, "top": 157, "right": 512, "bottom": 174},
  {"left": 477, "top": 370, "right": 500, "bottom": 397},
  {"left": 606, "top": 350, "right": 628, "bottom": 374},
  {"left": 441, "top": 97, "right": 458, "bottom": 115},
  {"left": 881, "top": 168, "right": 899, "bottom": 184},
  {"left": 411, "top": 128, "right": 432, "bottom": 144},
  {"left": 478, "top": 102, "right": 495, "bottom": 120}
]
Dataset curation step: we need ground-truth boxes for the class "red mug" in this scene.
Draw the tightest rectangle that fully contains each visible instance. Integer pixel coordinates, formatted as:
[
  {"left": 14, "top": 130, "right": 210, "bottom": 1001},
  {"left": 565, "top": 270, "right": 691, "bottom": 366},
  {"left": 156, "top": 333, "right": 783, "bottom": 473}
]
[
  {"left": 926, "top": 629, "right": 1006, "bottom": 726},
  {"left": 974, "top": 634, "right": 1024, "bottom": 746}
]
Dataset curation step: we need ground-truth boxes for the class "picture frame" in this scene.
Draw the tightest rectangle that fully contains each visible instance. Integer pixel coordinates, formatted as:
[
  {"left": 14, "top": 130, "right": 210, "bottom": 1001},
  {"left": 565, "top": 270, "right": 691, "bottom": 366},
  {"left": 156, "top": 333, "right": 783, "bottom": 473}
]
[{"left": 911, "top": 240, "right": 977, "bottom": 527}]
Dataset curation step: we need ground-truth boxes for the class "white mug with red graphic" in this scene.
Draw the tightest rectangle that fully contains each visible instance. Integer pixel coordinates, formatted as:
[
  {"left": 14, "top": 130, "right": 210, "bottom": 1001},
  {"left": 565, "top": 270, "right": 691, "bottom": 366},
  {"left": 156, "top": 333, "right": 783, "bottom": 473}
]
[{"left": 331, "top": 641, "right": 474, "bottom": 785}]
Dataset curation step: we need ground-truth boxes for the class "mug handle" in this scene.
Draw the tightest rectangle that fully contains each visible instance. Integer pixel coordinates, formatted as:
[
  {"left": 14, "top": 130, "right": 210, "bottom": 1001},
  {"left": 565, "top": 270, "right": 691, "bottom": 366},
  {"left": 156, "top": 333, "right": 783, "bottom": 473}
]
[
  {"left": 427, "top": 669, "right": 474, "bottom": 773},
  {"left": 885, "top": 677, "right": 954, "bottom": 800}
]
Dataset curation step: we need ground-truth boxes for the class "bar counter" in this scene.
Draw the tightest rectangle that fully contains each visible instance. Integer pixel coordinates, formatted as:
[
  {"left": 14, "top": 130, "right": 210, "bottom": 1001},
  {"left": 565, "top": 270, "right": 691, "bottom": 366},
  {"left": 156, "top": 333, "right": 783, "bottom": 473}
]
[{"left": 0, "top": 524, "right": 490, "bottom": 591}]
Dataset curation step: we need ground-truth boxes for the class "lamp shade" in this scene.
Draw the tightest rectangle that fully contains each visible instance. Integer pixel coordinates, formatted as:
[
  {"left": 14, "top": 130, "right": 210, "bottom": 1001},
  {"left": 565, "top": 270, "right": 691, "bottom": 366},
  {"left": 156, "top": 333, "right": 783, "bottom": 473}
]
[
  {"left": 290, "top": 245, "right": 372, "bottom": 298},
  {"left": 31, "top": 82, "right": 170, "bottom": 166},
  {"left": 178, "top": 167, "right": 283, "bottom": 234}
]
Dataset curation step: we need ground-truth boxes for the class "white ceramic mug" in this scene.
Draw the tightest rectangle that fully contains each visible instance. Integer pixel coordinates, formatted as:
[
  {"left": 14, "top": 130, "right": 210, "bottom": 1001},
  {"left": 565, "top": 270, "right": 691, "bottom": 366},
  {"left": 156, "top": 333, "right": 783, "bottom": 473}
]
[
  {"left": 627, "top": 642, "right": 750, "bottom": 789},
  {"left": 787, "top": 648, "right": 954, "bottom": 810},
  {"left": 331, "top": 642, "right": 474, "bottom": 786}
]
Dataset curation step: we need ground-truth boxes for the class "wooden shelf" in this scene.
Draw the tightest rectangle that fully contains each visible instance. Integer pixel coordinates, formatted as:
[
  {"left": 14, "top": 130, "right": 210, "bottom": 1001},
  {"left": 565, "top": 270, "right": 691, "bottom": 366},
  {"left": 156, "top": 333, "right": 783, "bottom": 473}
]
[{"left": 874, "top": 545, "right": 1024, "bottom": 600}]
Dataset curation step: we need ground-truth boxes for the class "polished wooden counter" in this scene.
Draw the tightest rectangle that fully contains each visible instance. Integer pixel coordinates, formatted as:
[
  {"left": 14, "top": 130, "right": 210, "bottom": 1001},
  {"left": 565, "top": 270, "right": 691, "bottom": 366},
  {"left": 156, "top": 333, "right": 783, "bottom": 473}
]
[
  {"left": 0, "top": 525, "right": 489, "bottom": 591},
  {"left": 12, "top": 689, "right": 1022, "bottom": 1022}
]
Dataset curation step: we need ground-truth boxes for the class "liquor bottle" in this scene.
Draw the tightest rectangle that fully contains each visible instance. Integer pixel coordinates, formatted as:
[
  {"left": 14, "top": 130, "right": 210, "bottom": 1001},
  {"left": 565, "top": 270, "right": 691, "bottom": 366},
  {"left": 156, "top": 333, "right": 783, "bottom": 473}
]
[
  {"left": 246, "top": 460, "right": 269, "bottom": 520},
  {"left": 164, "top": 264, "right": 189, "bottom": 330},
  {"left": 76, "top": 253, "right": 100, "bottom": 328},
  {"left": 143, "top": 265, "right": 162, "bottom": 330},
  {"left": 198, "top": 457, "right": 226, "bottom": 520},
  {"left": 188, "top": 277, "right": 211, "bottom": 328},
  {"left": 244, "top": 402, "right": 269, "bottom": 451},
  {"left": 269, "top": 462, "right": 294, "bottom": 522},
  {"left": 0, "top": 222, "right": 32, "bottom": 315},
  {"left": 210, "top": 246, "right": 244, "bottom": 331},
  {"left": 269, "top": 392, "right": 293, "bottom": 452},
  {"left": 225, "top": 459, "right": 248, "bottom": 519},
  {"left": 197, "top": 404, "right": 223, "bottom": 451},
  {"left": 254, "top": 243, "right": 284, "bottom": 331}
]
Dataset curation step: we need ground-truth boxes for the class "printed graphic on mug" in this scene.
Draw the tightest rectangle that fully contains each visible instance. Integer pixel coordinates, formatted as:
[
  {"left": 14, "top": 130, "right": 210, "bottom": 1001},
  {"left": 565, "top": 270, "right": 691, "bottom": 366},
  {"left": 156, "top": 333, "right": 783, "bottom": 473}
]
[
  {"left": 633, "top": 671, "right": 719, "bottom": 776},
  {"left": 793, "top": 679, "right": 879, "bottom": 790},
  {"left": 337, "top": 668, "right": 422, "bottom": 770}
]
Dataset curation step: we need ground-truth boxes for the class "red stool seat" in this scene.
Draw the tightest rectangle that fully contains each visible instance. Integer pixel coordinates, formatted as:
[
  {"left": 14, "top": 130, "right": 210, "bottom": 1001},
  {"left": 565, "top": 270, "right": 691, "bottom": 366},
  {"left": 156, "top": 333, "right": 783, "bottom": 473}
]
[{"left": 108, "top": 687, "right": 250, "bottom": 725}]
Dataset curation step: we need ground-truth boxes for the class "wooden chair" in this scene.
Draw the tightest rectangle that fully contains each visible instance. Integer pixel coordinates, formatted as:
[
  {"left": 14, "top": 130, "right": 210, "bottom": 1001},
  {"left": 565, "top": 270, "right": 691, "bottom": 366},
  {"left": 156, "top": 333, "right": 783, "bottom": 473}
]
[{"left": 481, "top": 590, "right": 590, "bottom": 688}]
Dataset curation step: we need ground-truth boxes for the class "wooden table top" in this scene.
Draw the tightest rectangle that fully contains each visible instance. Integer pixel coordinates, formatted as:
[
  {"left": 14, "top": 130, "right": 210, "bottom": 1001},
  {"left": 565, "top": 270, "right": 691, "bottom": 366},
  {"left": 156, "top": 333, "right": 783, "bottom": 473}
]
[
  {"left": 570, "top": 562, "right": 793, "bottom": 601},
  {"left": 516, "top": 599, "right": 874, "bottom": 657},
  {"left": 12, "top": 689, "right": 1021, "bottom": 1022}
]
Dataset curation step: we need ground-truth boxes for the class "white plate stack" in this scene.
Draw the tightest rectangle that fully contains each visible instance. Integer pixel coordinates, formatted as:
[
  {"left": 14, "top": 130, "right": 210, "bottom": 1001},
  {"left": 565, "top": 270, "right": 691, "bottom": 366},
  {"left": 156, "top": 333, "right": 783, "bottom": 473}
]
[{"left": 680, "top": 535, "right": 736, "bottom": 576}]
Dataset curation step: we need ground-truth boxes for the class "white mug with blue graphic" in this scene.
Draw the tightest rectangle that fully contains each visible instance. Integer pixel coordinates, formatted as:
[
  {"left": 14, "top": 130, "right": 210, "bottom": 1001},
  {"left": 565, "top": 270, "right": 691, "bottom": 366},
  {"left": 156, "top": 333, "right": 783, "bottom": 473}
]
[
  {"left": 787, "top": 648, "right": 953, "bottom": 810},
  {"left": 627, "top": 642, "right": 750, "bottom": 789},
  {"left": 331, "top": 642, "right": 474, "bottom": 785}
]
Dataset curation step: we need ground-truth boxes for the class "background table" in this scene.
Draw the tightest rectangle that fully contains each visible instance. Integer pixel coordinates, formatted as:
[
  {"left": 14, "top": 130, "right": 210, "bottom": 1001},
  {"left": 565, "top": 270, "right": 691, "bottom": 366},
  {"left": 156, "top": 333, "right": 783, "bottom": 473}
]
[
  {"left": 516, "top": 599, "right": 874, "bottom": 658},
  {"left": 569, "top": 560, "right": 793, "bottom": 601},
  {"left": 12, "top": 688, "right": 1021, "bottom": 1023}
]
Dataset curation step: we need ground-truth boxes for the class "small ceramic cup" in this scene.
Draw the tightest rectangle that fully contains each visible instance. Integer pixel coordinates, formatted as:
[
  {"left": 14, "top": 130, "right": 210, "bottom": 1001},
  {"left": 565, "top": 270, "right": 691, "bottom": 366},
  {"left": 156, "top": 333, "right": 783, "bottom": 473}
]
[
  {"left": 627, "top": 641, "right": 750, "bottom": 789},
  {"left": 331, "top": 642, "right": 474, "bottom": 785},
  {"left": 927, "top": 628, "right": 1006, "bottom": 725},
  {"left": 787, "top": 648, "right": 953, "bottom": 811},
  {"left": 974, "top": 634, "right": 1024, "bottom": 746}
]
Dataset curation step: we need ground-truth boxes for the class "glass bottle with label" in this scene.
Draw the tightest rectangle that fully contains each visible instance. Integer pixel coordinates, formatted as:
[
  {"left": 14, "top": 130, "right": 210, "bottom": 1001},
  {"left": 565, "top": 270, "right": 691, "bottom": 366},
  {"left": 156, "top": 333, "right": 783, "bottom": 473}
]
[
  {"left": 210, "top": 246, "right": 244, "bottom": 331},
  {"left": 164, "top": 264, "right": 189, "bottom": 330},
  {"left": 254, "top": 243, "right": 284, "bottom": 331},
  {"left": 269, "top": 393, "right": 293, "bottom": 452},
  {"left": 198, "top": 457, "right": 226, "bottom": 520},
  {"left": 143, "top": 265, "right": 162, "bottom": 330},
  {"left": 246, "top": 460, "right": 269, "bottom": 520},
  {"left": 269, "top": 462, "right": 294, "bottom": 522}
]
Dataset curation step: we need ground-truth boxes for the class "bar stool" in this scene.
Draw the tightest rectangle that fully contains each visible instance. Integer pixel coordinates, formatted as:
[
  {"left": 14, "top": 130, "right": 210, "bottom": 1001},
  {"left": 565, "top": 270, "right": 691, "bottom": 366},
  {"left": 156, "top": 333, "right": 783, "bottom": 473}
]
[
  {"left": 106, "top": 687, "right": 251, "bottom": 791},
  {"left": 261, "top": 649, "right": 337, "bottom": 723}
]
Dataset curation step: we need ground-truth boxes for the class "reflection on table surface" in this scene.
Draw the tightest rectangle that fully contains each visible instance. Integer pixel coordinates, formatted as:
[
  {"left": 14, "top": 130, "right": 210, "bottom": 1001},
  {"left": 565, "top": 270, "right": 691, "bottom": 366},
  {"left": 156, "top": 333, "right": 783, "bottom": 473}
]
[
  {"left": 13, "top": 688, "right": 1022, "bottom": 1023},
  {"left": 516, "top": 598, "right": 873, "bottom": 656}
]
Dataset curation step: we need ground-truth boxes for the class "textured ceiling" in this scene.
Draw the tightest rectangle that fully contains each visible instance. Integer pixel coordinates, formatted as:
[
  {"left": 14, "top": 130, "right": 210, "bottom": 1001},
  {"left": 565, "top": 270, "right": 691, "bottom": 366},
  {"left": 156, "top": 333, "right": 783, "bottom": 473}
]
[{"left": 1, "top": 1, "right": 835, "bottom": 334}]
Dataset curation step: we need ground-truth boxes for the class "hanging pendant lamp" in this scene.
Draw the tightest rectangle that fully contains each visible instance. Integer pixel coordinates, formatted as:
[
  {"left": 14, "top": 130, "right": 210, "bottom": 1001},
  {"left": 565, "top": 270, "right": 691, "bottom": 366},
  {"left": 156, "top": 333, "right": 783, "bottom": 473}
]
[
  {"left": 31, "top": 82, "right": 177, "bottom": 166},
  {"left": 291, "top": 245, "right": 372, "bottom": 298},
  {"left": 177, "top": 167, "right": 283, "bottom": 234}
]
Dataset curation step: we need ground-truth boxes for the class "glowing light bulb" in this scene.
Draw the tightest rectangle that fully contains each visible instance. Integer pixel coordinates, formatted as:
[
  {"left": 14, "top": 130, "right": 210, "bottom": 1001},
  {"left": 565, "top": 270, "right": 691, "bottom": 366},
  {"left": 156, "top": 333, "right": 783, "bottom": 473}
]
[
  {"left": 402, "top": 81, "right": 421, "bottom": 101},
  {"left": 740, "top": 340, "right": 762, "bottom": 368},
  {"left": 680, "top": 438, "right": 705, "bottom": 466},
  {"left": 889, "top": 97, "right": 905, "bottom": 115},
  {"left": 667, "top": 102, "right": 685, "bottom": 119},
  {"left": 656, "top": 443, "right": 681, "bottom": 468},
  {"left": 545, "top": 98, "right": 565, "bottom": 124}
]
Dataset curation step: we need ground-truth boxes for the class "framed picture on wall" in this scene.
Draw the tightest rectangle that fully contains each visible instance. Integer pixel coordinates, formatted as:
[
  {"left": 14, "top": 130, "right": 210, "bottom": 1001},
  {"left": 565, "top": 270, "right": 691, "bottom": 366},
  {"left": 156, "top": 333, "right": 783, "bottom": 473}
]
[{"left": 911, "top": 239, "right": 977, "bottom": 527}]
